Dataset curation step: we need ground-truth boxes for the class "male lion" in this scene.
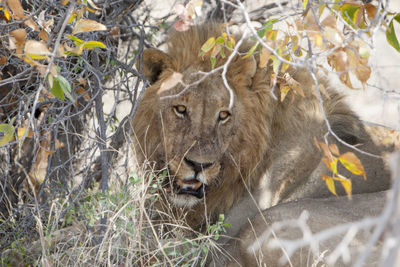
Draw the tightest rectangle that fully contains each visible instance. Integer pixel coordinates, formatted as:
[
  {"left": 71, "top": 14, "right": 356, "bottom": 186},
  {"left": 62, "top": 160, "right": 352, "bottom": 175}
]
[{"left": 132, "top": 23, "right": 391, "bottom": 230}]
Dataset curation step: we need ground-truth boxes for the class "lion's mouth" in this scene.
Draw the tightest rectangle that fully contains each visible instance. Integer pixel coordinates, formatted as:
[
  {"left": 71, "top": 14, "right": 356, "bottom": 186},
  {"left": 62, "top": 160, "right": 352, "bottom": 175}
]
[
  {"left": 175, "top": 178, "right": 205, "bottom": 199},
  {"left": 164, "top": 176, "right": 206, "bottom": 199}
]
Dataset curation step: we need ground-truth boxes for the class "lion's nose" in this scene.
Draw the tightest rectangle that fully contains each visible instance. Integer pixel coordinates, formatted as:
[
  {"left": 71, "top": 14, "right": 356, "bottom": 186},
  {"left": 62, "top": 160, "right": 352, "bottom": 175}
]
[{"left": 184, "top": 158, "right": 212, "bottom": 173}]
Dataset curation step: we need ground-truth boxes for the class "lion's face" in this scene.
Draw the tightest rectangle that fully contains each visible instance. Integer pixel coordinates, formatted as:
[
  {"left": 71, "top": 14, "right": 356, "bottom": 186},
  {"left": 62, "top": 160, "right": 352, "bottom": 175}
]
[
  {"left": 134, "top": 40, "right": 258, "bottom": 209},
  {"left": 157, "top": 70, "right": 238, "bottom": 207}
]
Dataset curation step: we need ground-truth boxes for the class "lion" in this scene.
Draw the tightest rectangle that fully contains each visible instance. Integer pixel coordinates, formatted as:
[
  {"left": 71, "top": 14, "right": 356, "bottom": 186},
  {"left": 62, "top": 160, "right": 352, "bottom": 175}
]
[
  {"left": 132, "top": 23, "right": 392, "bottom": 230},
  {"left": 215, "top": 190, "right": 388, "bottom": 267}
]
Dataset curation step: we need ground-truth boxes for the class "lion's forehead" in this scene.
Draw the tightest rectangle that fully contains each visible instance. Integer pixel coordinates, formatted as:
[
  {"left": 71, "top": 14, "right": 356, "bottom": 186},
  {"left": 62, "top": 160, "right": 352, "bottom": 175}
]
[{"left": 163, "top": 78, "right": 231, "bottom": 110}]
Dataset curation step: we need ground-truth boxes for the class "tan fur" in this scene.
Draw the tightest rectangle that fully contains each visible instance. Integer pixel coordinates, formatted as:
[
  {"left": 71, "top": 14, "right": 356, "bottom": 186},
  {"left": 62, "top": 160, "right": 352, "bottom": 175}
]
[
  {"left": 132, "top": 24, "right": 391, "bottom": 230},
  {"left": 217, "top": 191, "right": 387, "bottom": 267}
]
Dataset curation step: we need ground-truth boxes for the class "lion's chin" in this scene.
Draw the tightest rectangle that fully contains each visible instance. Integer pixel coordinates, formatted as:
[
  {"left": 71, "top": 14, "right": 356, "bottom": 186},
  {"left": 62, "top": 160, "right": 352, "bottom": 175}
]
[{"left": 168, "top": 194, "right": 202, "bottom": 208}]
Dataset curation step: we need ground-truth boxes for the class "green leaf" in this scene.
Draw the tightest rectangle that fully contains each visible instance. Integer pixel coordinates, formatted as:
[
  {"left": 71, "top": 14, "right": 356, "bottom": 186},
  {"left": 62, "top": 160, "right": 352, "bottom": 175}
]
[
  {"left": 258, "top": 19, "right": 277, "bottom": 38},
  {"left": 51, "top": 77, "right": 65, "bottom": 100},
  {"left": 215, "top": 36, "right": 225, "bottom": 45},
  {"left": 210, "top": 56, "right": 216, "bottom": 69},
  {"left": 243, "top": 42, "right": 259, "bottom": 58},
  {"left": 386, "top": 14, "right": 400, "bottom": 53},
  {"left": 340, "top": 3, "right": 361, "bottom": 28},
  {"left": 0, "top": 124, "right": 13, "bottom": 133},
  {"left": 220, "top": 47, "right": 226, "bottom": 58},
  {"left": 83, "top": 41, "right": 106, "bottom": 49},
  {"left": 56, "top": 75, "right": 74, "bottom": 102},
  {"left": 0, "top": 128, "right": 15, "bottom": 146}
]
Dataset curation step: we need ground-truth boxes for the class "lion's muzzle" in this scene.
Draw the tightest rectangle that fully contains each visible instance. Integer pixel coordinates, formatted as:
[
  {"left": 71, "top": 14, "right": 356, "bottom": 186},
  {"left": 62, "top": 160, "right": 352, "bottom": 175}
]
[
  {"left": 166, "top": 157, "right": 220, "bottom": 204},
  {"left": 175, "top": 178, "right": 205, "bottom": 199}
]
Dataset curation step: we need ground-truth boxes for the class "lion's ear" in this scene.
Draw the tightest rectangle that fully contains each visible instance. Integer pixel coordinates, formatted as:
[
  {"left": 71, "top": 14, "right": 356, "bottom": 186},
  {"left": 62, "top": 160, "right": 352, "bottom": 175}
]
[
  {"left": 136, "top": 49, "right": 175, "bottom": 84},
  {"left": 228, "top": 55, "right": 257, "bottom": 87}
]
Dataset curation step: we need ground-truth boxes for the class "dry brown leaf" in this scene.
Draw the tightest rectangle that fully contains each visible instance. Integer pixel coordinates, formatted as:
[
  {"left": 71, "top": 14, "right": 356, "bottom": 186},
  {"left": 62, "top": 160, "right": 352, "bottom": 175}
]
[
  {"left": 340, "top": 72, "right": 354, "bottom": 89},
  {"left": 76, "top": 86, "right": 91, "bottom": 100},
  {"left": 24, "top": 40, "right": 51, "bottom": 59},
  {"left": 25, "top": 18, "right": 40, "bottom": 31},
  {"left": 11, "top": 28, "right": 26, "bottom": 56},
  {"left": 323, "top": 27, "right": 343, "bottom": 47},
  {"left": 11, "top": 28, "right": 26, "bottom": 44},
  {"left": 365, "top": 4, "right": 377, "bottom": 20},
  {"left": 29, "top": 136, "right": 64, "bottom": 185},
  {"left": 158, "top": 72, "right": 183, "bottom": 94},
  {"left": 355, "top": 65, "right": 371, "bottom": 88},
  {"left": 77, "top": 77, "right": 86, "bottom": 86},
  {"left": 328, "top": 143, "right": 339, "bottom": 156},
  {"left": 57, "top": 45, "right": 66, "bottom": 58},
  {"left": 259, "top": 46, "right": 271, "bottom": 68},
  {"left": 39, "top": 29, "right": 49, "bottom": 41},
  {"left": 321, "top": 14, "right": 337, "bottom": 28},
  {"left": 283, "top": 73, "right": 304, "bottom": 97},
  {"left": 304, "top": 10, "right": 320, "bottom": 31},
  {"left": 0, "top": 56, "right": 6, "bottom": 65},
  {"left": 72, "top": 19, "right": 107, "bottom": 35},
  {"left": 319, "top": 141, "right": 331, "bottom": 159},
  {"left": 6, "top": 0, "right": 25, "bottom": 19},
  {"left": 335, "top": 50, "right": 348, "bottom": 72}
]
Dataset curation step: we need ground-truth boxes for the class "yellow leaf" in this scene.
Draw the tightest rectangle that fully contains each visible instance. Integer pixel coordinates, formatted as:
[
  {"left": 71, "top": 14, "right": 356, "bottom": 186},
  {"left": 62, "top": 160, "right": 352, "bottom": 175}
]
[
  {"left": 82, "top": 41, "right": 106, "bottom": 49},
  {"left": 339, "top": 152, "right": 366, "bottom": 179},
  {"left": 200, "top": 37, "right": 216, "bottom": 54},
  {"left": 72, "top": 19, "right": 107, "bottom": 35},
  {"left": 68, "top": 13, "right": 77, "bottom": 24},
  {"left": 321, "top": 156, "right": 338, "bottom": 175},
  {"left": 314, "top": 33, "right": 323, "bottom": 48},
  {"left": 280, "top": 85, "right": 291, "bottom": 102},
  {"left": 335, "top": 176, "right": 352, "bottom": 197},
  {"left": 302, "top": 0, "right": 308, "bottom": 10},
  {"left": 1, "top": 7, "right": 11, "bottom": 20},
  {"left": 158, "top": 72, "right": 183, "bottom": 94},
  {"left": 17, "top": 127, "right": 33, "bottom": 139},
  {"left": 322, "top": 176, "right": 337, "bottom": 196}
]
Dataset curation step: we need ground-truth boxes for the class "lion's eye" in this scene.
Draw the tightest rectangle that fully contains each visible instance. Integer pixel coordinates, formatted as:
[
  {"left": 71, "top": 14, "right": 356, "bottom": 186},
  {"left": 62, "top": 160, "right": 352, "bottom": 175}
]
[
  {"left": 218, "top": 111, "right": 231, "bottom": 122},
  {"left": 174, "top": 105, "right": 187, "bottom": 117}
]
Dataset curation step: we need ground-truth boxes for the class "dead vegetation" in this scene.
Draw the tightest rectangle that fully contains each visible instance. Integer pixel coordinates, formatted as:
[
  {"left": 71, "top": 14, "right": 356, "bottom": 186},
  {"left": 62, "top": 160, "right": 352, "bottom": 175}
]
[{"left": 0, "top": 0, "right": 400, "bottom": 266}]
